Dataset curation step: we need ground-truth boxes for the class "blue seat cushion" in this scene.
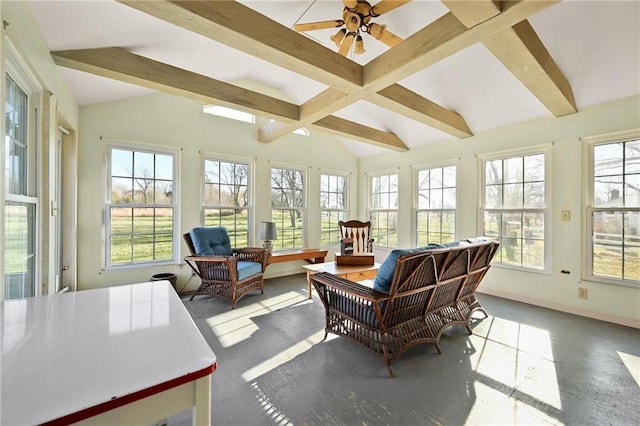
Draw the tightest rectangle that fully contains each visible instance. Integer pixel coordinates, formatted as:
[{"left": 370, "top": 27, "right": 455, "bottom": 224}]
[
  {"left": 373, "top": 243, "right": 446, "bottom": 293},
  {"left": 189, "top": 227, "right": 233, "bottom": 256},
  {"left": 237, "top": 261, "right": 262, "bottom": 280}
]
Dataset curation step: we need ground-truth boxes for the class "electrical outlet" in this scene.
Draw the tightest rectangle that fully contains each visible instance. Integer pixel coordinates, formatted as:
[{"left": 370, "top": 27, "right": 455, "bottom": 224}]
[
  {"left": 578, "top": 288, "right": 588, "bottom": 299},
  {"left": 561, "top": 210, "right": 571, "bottom": 221}
]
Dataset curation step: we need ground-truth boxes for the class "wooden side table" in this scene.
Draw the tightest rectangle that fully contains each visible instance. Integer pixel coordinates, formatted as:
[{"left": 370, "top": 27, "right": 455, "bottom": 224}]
[{"left": 302, "top": 261, "right": 381, "bottom": 299}]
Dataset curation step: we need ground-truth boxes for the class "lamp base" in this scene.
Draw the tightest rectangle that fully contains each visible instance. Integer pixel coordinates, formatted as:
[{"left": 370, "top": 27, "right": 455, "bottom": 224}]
[{"left": 263, "top": 240, "right": 273, "bottom": 252}]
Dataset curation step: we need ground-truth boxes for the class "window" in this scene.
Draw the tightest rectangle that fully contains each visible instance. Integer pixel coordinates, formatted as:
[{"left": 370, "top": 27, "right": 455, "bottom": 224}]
[
  {"left": 4, "top": 75, "right": 38, "bottom": 299},
  {"left": 106, "top": 143, "right": 178, "bottom": 267},
  {"left": 481, "top": 151, "right": 548, "bottom": 270},
  {"left": 203, "top": 158, "right": 251, "bottom": 247},
  {"left": 416, "top": 165, "right": 456, "bottom": 245},
  {"left": 203, "top": 105, "right": 255, "bottom": 124},
  {"left": 270, "top": 167, "right": 305, "bottom": 249},
  {"left": 369, "top": 173, "right": 398, "bottom": 247},
  {"left": 587, "top": 134, "right": 640, "bottom": 285},
  {"left": 320, "top": 173, "right": 347, "bottom": 246}
]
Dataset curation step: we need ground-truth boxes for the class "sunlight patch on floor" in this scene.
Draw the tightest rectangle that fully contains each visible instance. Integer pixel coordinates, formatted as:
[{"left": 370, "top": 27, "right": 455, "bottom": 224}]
[
  {"left": 206, "top": 291, "right": 307, "bottom": 348},
  {"left": 241, "top": 330, "right": 328, "bottom": 382},
  {"left": 250, "top": 381, "right": 293, "bottom": 426},
  {"left": 466, "top": 382, "right": 565, "bottom": 425},
  {"left": 617, "top": 350, "right": 640, "bottom": 388},
  {"left": 470, "top": 316, "right": 562, "bottom": 411}
]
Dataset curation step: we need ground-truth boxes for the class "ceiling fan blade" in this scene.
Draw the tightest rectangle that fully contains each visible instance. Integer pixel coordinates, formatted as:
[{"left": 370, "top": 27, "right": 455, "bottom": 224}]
[
  {"left": 343, "top": 0, "right": 358, "bottom": 10},
  {"left": 293, "top": 20, "right": 344, "bottom": 32},
  {"left": 371, "top": 0, "right": 412, "bottom": 17},
  {"left": 367, "top": 23, "right": 403, "bottom": 47},
  {"left": 338, "top": 32, "right": 356, "bottom": 56}
]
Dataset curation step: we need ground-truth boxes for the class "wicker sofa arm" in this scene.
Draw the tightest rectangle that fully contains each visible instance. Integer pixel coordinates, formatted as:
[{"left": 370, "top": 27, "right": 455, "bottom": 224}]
[{"left": 311, "top": 272, "right": 390, "bottom": 327}]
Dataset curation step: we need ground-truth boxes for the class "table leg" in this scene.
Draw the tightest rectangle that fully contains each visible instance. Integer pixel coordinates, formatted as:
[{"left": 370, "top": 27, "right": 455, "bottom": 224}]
[
  {"left": 192, "top": 375, "right": 211, "bottom": 426},
  {"left": 306, "top": 271, "right": 313, "bottom": 299}
]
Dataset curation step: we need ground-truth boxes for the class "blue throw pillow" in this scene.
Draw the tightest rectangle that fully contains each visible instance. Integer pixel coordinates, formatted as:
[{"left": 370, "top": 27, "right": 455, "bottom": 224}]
[
  {"left": 189, "top": 227, "right": 233, "bottom": 256},
  {"left": 373, "top": 243, "right": 444, "bottom": 293}
]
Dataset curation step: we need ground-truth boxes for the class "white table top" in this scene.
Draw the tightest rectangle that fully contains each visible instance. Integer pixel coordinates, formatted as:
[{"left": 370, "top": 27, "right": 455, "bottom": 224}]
[{"left": 0, "top": 281, "right": 216, "bottom": 425}]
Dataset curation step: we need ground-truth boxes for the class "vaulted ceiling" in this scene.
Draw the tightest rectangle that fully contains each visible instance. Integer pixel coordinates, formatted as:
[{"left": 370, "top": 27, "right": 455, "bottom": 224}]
[{"left": 26, "top": 1, "right": 640, "bottom": 158}]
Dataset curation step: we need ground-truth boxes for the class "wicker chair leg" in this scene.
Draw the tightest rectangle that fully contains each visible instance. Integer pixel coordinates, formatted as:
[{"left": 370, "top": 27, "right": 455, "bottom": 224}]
[
  {"left": 386, "top": 364, "right": 395, "bottom": 378},
  {"left": 465, "top": 324, "right": 473, "bottom": 335},
  {"left": 189, "top": 287, "right": 200, "bottom": 301},
  {"left": 434, "top": 342, "right": 442, "bottom": 354}
]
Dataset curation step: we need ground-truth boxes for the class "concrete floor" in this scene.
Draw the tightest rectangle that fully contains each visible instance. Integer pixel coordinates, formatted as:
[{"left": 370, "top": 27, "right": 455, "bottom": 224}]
[{"left": 170, "top": 274, "right": 640, "bottom": 425}]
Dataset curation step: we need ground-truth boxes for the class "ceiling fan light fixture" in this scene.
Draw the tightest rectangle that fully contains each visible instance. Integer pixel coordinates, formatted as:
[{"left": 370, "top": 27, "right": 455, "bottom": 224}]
[
  {"left": 355, "top": 35, "right": 365, "bottom": 54},
  {"left": 331, "top": 28, "right": 347, "bottom": 48}
]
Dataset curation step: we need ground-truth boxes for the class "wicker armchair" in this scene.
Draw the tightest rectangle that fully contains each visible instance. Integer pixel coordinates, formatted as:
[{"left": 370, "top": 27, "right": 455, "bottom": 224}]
[
  {"left": 183, "top": 227, "right": 269, "bottom": 309},
  {"left": 339, "top": 220, "right": 374, "bottom": 253},
  {"left": 311, "top": 239, "right": 499, "bottom": 376}
]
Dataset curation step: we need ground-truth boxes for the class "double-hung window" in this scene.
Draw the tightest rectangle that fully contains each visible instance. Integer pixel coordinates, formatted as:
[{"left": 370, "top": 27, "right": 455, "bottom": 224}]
[
  {"left": 4, "top": 74, "right": 38, "bottom": 299},
  {"left": 586, "top": 132, "right": 640, "bottom": 285},
  {"left": 203, "top": 157, "right": 251, "bottom": 247},
  {"left": 270, "top": 166, "right": 305, "bottom": 249},
  {"left": 481, "top": 150, "right": 549, "bottom": 271},
  {"left": 369, "top": 172, "right": 398, "bottom": 247},
  {"left": 106, "top": 142, "right": 178, "bottom": 268},
  {"left": 416, "top": 165, "right": 456, "bottom": 245},
  {"left": 320, "top": 173, "right": 348, "bottom": 246}
]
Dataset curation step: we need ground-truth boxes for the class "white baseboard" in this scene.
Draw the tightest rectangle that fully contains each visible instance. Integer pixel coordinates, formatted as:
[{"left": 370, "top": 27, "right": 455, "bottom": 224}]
[{"left": 478, "top": 288, "right": 640, "bottom": 329}]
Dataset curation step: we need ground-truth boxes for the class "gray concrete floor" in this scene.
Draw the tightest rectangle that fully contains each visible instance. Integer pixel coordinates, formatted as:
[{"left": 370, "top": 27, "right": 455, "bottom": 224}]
[{"left": 169, "top": 274, "right": 640, "bottom": 425}]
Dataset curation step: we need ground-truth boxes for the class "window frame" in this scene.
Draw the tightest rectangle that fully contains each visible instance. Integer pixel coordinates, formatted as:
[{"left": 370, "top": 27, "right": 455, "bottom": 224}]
[
  {"left": 583, "top": 129, "right": 640, "bottom": 288},
  {"left": 201, "top": 154, "right": 254, "bottom": 247},
  {"left": 479, "top": 145, "right": 552, "bottom": 273},
  {"left": 104, "top": 139, "right": 180, "bottom": 270},
  {"left": 368, "top": 170, "right": 399, "bottom": 248},
  {"left": 414, "top": 162, "right": 457, "bottom": 246},
  {"left": 269, "top": 164, "right": 307, "bottom": 250},
  {"left": 319, "top": 170, "right": 349, "bottom": 247},
  {"left": 3, "top": 40, "right": 43, "bottom": 300}
]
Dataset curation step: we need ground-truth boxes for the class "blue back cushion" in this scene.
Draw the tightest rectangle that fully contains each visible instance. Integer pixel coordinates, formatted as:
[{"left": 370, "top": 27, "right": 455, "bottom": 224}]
[
  {"left": 189, "top": 227, "right": 233, "bottom": 256},
  {"left": 373, "top": 243, "right": 446, "bottom": 293}
]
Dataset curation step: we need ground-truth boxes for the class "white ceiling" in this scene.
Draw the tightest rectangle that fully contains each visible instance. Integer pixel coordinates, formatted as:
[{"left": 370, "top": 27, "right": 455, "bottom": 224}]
[{"left": 26, "top": 1, "right": 640, "bottom": 158}]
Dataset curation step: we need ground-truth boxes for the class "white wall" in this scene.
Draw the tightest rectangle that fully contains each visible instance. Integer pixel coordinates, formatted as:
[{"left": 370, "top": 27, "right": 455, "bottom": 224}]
[
  {"left": 359, "top": 95, "right": 640, "bottom": 327},
  {"left": 78, "top": 93, "right": 359, "bottom": 291}
]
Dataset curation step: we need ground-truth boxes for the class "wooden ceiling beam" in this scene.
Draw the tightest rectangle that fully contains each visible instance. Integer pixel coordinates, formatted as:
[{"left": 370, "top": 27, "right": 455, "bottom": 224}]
[
  {"left": 51, "top": 47, "right": 300, "bottom": 121},
  {"left": 370, "top": 84, "right": 472, "bottom": 138},
  {"left": 483, "top": 19, "right": 577, "bottom": 116},
  {"left": 52, "top": 47, "right": 404, "bottom": 151},
  {"left": 365, "top": 1, "right": 558, "bottom": 89},
  {"left": 118, "top": 0, "right": 362, "bottom": 91},
  {"left": 312, "top": 116, "right": 409, "bottom": 152},
  {"left": 259, "top": 1, "right": 557, "bottom": 142},
  {"left": 441, "top": 0, "right": 502, "bottom": 28}
]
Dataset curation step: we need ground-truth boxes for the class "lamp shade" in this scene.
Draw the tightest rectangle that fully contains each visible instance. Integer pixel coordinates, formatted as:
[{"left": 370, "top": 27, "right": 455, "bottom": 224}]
[{"left": 260, "top": 222, "right": 277, "bottom": 241}]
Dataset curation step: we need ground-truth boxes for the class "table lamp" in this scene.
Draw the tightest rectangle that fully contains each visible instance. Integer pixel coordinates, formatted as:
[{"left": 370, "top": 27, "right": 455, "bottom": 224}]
[{"left": 260, "top": 221, "right": 278, "bottom": 252}]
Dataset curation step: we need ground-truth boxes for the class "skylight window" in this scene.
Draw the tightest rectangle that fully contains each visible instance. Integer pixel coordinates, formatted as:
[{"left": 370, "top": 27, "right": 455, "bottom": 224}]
[
  {"left": 293, "top": 127, "right": 310, "bottom": 136},
  {"left": 203, "top": 105, "right": 255, "bottom": 124}
]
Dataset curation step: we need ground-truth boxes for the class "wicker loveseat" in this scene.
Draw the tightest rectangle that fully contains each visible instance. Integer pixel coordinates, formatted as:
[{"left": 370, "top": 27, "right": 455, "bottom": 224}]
[{"left": 310, "top": 238, "right": 499, "bottom": 377}]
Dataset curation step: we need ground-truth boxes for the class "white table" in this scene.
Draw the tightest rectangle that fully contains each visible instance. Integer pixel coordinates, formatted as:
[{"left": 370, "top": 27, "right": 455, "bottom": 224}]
[{"left": 0, "top": 281, "right": 216, "bottom": 425}]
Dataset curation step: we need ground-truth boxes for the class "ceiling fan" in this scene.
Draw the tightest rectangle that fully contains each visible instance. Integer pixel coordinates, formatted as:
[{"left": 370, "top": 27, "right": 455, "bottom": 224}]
[{"left": 293, "top": 0, "right": 411, "bottom": 57}]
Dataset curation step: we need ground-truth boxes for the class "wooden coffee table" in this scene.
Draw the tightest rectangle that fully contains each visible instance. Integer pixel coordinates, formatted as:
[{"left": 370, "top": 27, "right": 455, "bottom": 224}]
[{"left": 302, "top": 261, "right": 381, "bottom": 299}]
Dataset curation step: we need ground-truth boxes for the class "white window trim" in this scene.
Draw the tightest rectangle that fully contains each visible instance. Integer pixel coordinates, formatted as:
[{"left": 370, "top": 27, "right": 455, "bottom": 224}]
[
  {"left": 319, "top": 169, "right": 350, "bottom": 247},
  {"left": 269, "top": 162, "right": 307, "bottom": 248},
  {"left": 478, "top": 144, "right": 552, "bottom": 274},
  {"left": 413, "top": 161, "right": 458, "bottom": 247},
  {"left": 200, "top": 153, "right": 255, "bottom": 246},
  {"left": 367, "top": 169, "right": 399, "bottom": 248},
  {"left": 582, "top": 128, "right": 640, "bottom": 288},
  {"left": 2, "top": 37, "right": 44, "bottom": 299},
  {"left": 103, "top": 139, "right": 180, "bottom": 270}
]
